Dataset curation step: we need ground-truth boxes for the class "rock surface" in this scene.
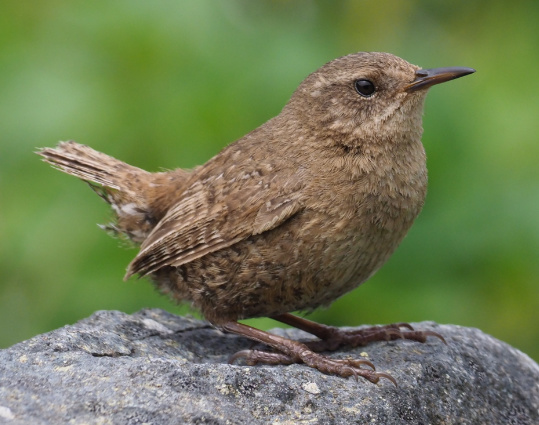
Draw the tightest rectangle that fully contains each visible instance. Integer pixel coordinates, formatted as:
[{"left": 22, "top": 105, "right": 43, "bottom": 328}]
[{"left": 0, "top": 308, "right": 538, "bottom": 425}]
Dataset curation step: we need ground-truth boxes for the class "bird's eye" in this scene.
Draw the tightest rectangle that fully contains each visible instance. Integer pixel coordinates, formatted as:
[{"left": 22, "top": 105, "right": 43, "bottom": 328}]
[{"left": 354, "top": 79, "right": 375, "bottom": 97}]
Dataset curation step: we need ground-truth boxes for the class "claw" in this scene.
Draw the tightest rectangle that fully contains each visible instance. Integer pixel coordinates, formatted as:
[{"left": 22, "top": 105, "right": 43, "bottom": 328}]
[
  {"left": 423, "top": 330, "right": 446, "bottom": 344},
  {"left": 358, "top": 359, "right": 376, "bottom": 370},
  {"left": 376, "top": 372, "right": 398, "bottom": 387},
  {"left": 401, "top": 330, "right": 446, "bottom": 344},
  {"left": 348, "top": 367, "right": 359, "bottom": 382},
  {"left": 394, "top": 322, "right": 414, "bottom": 331},
  {"left": 344, "top": 358, "right": 376, "bottom": 370}
]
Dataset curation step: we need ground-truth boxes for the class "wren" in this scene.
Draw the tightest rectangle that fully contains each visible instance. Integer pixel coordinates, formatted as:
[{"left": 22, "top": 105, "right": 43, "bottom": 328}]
[{"left": 39, "top": 52, "right": 475, "bottom": 384}]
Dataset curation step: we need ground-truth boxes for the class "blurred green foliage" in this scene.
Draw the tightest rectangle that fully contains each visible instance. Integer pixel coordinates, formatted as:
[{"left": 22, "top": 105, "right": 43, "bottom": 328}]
[{"left": 1, "top": 1, "right": 538, "bottom": 362}]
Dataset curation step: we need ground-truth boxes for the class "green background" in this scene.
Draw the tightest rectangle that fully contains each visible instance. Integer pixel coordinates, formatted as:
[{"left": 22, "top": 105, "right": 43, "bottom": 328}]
[{"left": 1, "top": 1, "right": 538, "bottom": 362}]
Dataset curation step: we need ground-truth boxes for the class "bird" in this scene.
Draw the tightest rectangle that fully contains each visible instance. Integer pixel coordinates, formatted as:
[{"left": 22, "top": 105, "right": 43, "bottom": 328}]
[{"left": 38, "top": 52, "right": 475, "bottom": 384}]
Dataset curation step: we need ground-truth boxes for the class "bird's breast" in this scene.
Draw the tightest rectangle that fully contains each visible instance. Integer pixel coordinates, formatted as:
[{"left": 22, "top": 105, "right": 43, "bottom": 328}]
[{"left": 298, "top": 141, "right": 428, "bottom": 301}]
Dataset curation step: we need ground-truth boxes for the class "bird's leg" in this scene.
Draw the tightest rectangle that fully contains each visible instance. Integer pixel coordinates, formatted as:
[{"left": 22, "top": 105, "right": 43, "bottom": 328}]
[
  {"left": 224, "top": 321, "right": 395, "bottom": 384},
  {"left": 271, "top": 313, "right": 446, "bottom": 352}
]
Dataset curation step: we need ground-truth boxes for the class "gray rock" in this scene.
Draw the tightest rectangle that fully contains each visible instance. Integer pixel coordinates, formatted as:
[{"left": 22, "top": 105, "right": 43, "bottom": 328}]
[{"left": 0, "top": 309, "right": 538, "bottom": 425}]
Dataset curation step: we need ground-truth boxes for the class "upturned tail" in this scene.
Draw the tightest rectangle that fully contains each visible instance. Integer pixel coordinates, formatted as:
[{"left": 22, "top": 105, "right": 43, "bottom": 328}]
[{"left": 38, "top": 141, "right": 189, "bottom": 243}]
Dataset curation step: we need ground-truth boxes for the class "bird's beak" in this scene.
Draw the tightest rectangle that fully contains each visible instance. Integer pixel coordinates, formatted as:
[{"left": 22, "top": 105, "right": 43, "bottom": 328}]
[{"left": 405, "top": 66, "right": 476, "bottom": 92}]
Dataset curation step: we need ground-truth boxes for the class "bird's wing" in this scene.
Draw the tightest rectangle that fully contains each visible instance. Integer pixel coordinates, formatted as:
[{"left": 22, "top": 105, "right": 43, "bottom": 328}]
[{"left": 125, "top": 167, "right": 305, "bottom": 279}]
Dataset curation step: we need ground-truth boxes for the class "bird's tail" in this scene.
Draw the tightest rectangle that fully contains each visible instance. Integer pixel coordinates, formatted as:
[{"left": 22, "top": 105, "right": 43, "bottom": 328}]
[
  {"left": 38, "top": 141, "right": 185, "bottom": 243},
  {"left": 38, "top": 140, "right": 150, "bottom": 197}
]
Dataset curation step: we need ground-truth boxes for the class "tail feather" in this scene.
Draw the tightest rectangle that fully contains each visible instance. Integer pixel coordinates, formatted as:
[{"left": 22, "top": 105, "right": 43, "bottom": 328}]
[{"left": 38, "top": 141, "right": 149, "bottom": 197}]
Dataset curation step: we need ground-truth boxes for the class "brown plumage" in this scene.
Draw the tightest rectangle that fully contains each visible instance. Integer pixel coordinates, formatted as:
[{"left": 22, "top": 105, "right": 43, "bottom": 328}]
[{"left": 39, "top": 52, "right": 474, "bottom": 384}]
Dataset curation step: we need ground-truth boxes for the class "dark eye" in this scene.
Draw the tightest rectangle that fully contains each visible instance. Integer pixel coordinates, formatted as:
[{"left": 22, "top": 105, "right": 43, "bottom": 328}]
[{"left": 354, "top": 79, "right": 375, "bottom": 97}]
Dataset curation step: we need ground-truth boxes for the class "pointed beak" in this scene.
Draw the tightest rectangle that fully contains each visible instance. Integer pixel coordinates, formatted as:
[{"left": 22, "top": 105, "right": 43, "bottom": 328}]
[{"left": 405, "top": 66, "right": 476, "bottom": 92}]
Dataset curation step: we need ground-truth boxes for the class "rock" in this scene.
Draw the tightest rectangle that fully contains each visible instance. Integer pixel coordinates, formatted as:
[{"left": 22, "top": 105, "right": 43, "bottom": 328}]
[{"left": 0, "top": 309, "right": 538, "bottom": 425}]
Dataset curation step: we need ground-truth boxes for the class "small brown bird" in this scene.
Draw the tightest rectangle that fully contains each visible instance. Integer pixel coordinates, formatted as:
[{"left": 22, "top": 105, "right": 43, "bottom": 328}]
[{"left": 39, "top": 52, "right": 474, "bottom": 384}]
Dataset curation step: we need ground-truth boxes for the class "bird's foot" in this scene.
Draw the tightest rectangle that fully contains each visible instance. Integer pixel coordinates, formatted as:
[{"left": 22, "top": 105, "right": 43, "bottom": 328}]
[
  {"left": 272, "top": 313, "right": 445, "bottom": 352},
  {"left": 230, "top": 347, "right": 395, "bottom": 385},
  {"left": 305, "top": 322, "right": 446, "bottom": 352},
  {"left": 223, "top": 321, "right": 395, "bottom": 384}
]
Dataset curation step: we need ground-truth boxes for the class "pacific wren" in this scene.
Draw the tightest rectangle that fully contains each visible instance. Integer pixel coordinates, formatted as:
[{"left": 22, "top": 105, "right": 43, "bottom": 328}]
[{"left": 39, "top": 52, "right": 475, "bottom": 384}]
